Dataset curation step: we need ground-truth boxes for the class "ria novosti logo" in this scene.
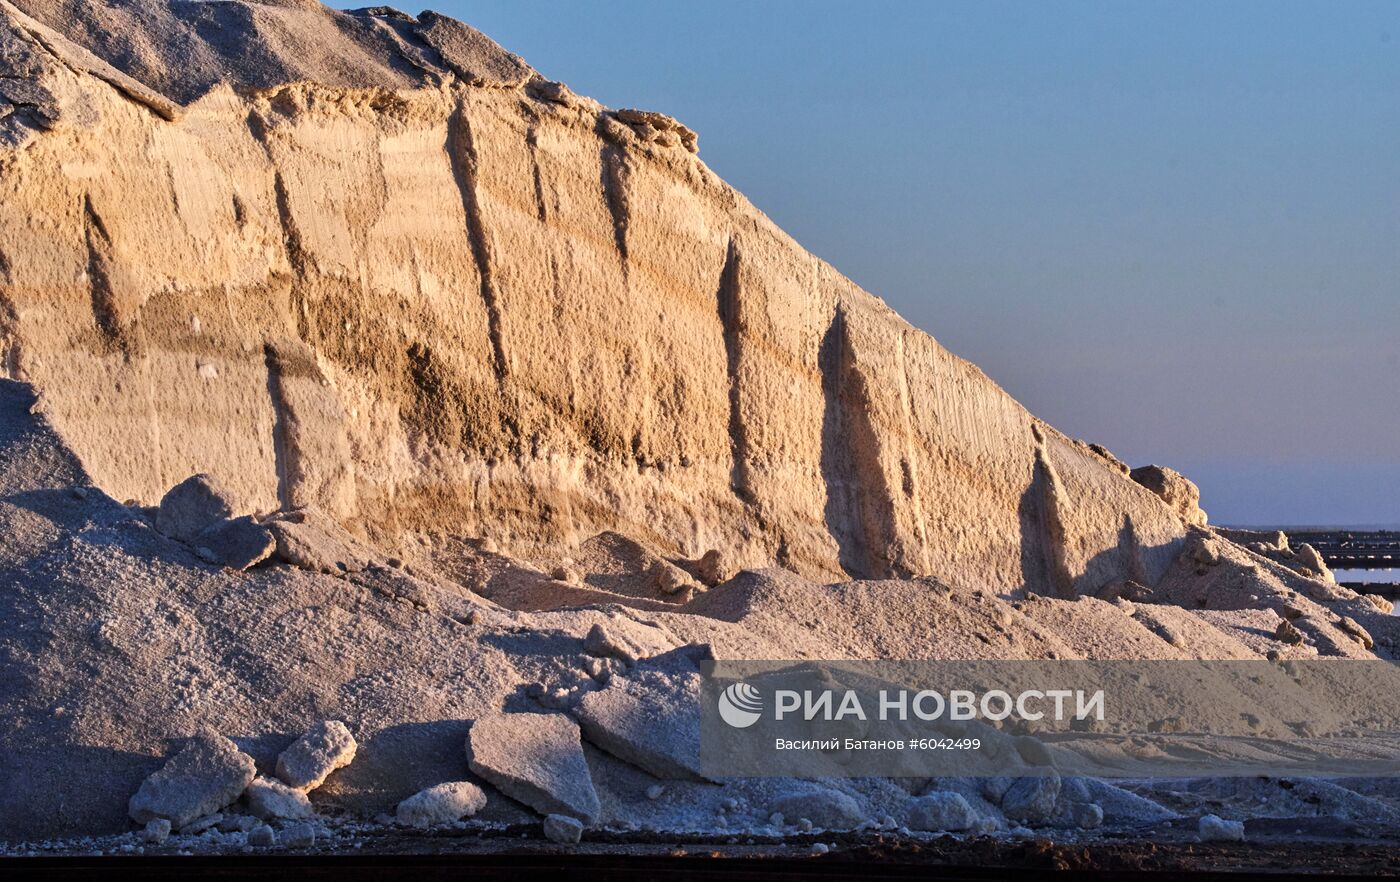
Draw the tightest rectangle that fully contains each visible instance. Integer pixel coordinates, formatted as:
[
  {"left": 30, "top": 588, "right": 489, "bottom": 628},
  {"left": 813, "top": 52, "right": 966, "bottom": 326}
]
[
  {"left": 714, "top": 679, "right": 1108, "bottom": 729},
  {"left": 717, "top": 682, "right": 763, "bottom": 728}
]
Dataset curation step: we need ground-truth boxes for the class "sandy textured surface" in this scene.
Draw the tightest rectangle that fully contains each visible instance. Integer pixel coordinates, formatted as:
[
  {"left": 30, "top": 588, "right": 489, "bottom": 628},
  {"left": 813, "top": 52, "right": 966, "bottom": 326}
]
[
  {"left": 0, "top": 0, "right": 1395, "bottom": 855},
  {"left": 0, "top": 0, "right": 1189, "bottom": 594}
]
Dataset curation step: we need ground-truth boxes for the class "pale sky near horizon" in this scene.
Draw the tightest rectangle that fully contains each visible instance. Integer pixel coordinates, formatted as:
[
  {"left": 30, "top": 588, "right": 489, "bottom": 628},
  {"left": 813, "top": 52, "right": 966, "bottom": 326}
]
[{"left": 350, "top": 1, "right": 1400, "bottom": 527}]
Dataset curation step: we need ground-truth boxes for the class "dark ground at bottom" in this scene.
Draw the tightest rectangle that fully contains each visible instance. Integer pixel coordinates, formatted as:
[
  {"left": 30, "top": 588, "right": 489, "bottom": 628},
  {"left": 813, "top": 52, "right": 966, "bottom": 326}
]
[{"left": 7, "top": 825, "right": 1400, "bottom": 881}]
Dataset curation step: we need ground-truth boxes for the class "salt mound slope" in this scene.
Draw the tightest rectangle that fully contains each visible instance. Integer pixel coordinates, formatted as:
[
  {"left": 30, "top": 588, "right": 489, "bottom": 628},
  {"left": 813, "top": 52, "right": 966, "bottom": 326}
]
[
  {"left": 4, "top": 0, "right": 534, "bottom": 104},
  {"left": 1, "top": 0, "right": 1183, "bottom": 594},
  {"left": 2, "top": 377, "right": 1395, "bottom": 842}
]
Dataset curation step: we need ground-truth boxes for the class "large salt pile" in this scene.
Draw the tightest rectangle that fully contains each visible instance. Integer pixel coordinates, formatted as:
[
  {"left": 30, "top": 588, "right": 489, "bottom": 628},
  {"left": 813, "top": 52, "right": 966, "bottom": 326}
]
[{"left": 0, "top": 0, "right": 1397, "bottom": 854}]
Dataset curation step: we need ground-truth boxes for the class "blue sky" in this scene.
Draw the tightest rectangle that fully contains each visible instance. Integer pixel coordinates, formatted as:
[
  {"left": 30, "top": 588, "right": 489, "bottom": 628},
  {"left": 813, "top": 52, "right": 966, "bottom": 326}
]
[{"left": 357, "top": 2, "right": 1400, "bottom": 526}]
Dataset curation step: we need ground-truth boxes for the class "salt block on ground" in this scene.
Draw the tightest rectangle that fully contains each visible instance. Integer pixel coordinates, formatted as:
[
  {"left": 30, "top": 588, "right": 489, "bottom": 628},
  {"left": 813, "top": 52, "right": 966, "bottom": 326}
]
[
  {"left": 194, "top": 516, "right": 276, "bottom": 571},
  {"left": 542, "top": 813, "right": 583, "bottom": 844},
  {"left": 395, "top": 781, "right": 487, "bottom": 828},
  {"left": 245, "top": 776, "right": 312, "bottom": 820},
  {"left": 771, "top": 787, "right": 864, "bottom": 830},
  {"left": 128, "top": 734, "right": 255, "bottom": 828},
  {"left": 268, "top": 510, "right": 371, "bottom": 575},
  {"left": 155, "top": 474, "right": 234, "bottom": 542},
  {"left": 1002, "top": 775, "right": 1061, "bottom": 825},
  {"left": 574, "top": 667, "right": 705, "bottom": 781},
  {"left": 276, "top": 720, "right": 357, "bottom": 791},
  {"left": 907, "top": 791, "right": 975, "bottom": 832},
  {"left": 466, "top": 713, "right": 600, "bottom": 823}
]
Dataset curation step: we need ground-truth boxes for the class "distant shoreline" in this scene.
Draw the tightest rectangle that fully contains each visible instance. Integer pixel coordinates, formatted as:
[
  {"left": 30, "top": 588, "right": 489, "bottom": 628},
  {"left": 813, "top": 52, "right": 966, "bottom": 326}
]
[{"left": 1222, "top": 524, "right": 1400, "bottom": 532}]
